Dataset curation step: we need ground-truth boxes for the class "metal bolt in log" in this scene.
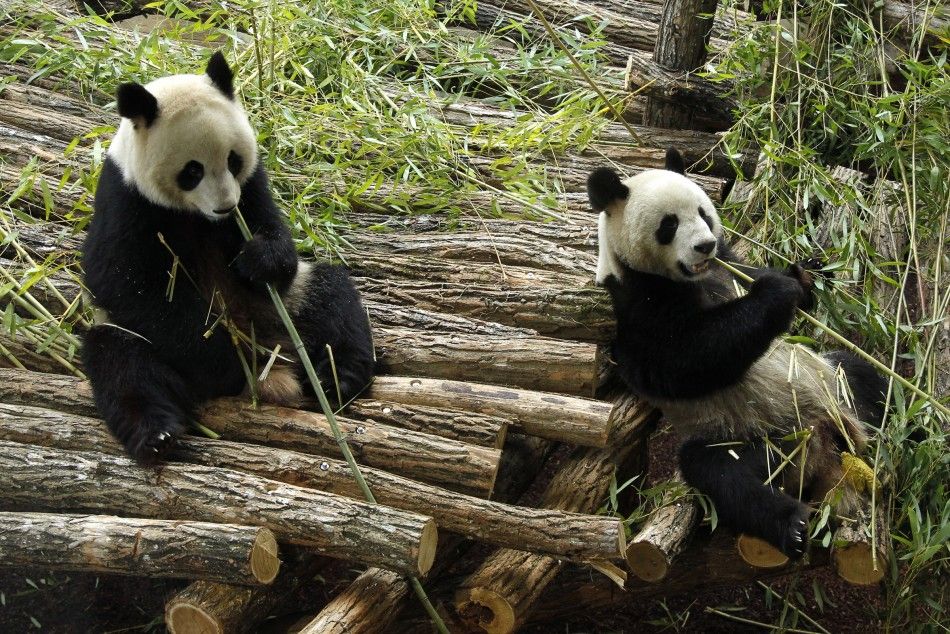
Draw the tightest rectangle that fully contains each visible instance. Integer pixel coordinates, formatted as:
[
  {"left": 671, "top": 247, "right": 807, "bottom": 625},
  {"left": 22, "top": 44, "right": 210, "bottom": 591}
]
[
  {"left": 0, "top": 512, "right": 279, "bottom": 585},
  {"left": 0, "top": 440, "right": 437, "bottom": 576},
  {"left": 369, "top": 375, "right": 615, "bottom": 447}
]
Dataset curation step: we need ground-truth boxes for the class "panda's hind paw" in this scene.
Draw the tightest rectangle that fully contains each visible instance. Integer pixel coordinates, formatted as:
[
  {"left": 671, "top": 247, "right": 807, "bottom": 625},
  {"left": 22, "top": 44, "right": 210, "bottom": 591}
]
[{"left": 119, "top": 404, "right": 186, "bottom": 465}]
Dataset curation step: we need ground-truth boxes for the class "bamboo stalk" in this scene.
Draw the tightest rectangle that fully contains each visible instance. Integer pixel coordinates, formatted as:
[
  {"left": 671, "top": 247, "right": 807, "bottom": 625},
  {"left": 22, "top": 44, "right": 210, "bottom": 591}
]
[{"left": 0, "top": 512, "right": 279, "bottom": 585}]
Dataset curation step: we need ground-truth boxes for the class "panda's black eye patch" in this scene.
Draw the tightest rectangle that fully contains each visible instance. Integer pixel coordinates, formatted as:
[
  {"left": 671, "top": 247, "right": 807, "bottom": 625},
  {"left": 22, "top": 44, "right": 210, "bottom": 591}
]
[
  {"left": 177, "top": 160, "right": 204, "bottom": 191},
  {"left": 699, "top": 205, "right": 713, "bottom": 229},
  {"left": 228, "top": 150, "right": 243, "bottom": 176},
  {"left": 655, "top": 214, "right": 679, "bottom": 245}
]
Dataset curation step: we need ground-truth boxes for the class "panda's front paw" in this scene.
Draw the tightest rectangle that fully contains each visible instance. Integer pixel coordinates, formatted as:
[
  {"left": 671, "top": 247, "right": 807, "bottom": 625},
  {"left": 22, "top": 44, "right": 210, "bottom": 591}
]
[
  {"left": 233, "top": 237, "right": 296, "bottom": 292},
  {"left": 115, "top": 404, "right": 186, "bottom": 465},
  {"left": 751, "top": 273, "right": 803, "bottom": 329}
]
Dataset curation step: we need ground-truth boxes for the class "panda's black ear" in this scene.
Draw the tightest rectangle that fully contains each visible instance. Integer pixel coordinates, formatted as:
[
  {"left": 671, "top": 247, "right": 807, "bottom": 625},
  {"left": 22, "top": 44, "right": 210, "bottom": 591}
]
[
  {"left": 587, "top": 167, "right": 629, "bottom": 213},
  {"left": 116, "top": 83, "right": 159, "bottom": 128},
  {"left": 664, "top": 147, "right": 686, "bottom": 175},
  {"left": 206, "top": 51, "right": 234, "bottom": 99}
]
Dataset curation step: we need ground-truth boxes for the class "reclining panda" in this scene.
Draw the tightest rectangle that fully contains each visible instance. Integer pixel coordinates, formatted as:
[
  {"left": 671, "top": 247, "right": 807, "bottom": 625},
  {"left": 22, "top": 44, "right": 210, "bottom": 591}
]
[
  {"left": 588, "top": 149, "right": 886, "bottom": 557},
  {"left": 82, "top": 53, "right": 375, "bottom": 463}
]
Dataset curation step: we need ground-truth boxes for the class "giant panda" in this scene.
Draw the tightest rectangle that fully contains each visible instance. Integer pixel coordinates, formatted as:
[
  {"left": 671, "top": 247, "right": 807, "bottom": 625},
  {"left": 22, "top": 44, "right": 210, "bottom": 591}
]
[
  {"left": 82, "top": 52, "right": 375, "bottom": 463},
  {"left": 587, "top": 149, "right": 886, "bottom": 557}
]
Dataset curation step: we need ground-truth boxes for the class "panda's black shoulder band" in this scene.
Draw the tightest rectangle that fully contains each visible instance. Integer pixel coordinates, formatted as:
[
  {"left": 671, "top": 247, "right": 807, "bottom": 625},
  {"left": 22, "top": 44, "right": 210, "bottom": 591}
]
[
  {"left": 116, "top": 83, "right": 158, "bottom": 128},
  {"left": 206, "top": 51, "right": 235, "bottom": 99},
  {"left": 586, "top": 167, "right": 628, "bottom": 212}
]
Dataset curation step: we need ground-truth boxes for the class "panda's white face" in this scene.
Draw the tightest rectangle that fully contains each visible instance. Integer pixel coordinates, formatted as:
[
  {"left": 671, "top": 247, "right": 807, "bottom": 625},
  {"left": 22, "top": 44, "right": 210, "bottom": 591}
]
[
  {"left": 108, "top": 56, "right": 257, "bottom": 222},
  {"left": 591, "top": 167, "right": 721, "bottom": 284}
]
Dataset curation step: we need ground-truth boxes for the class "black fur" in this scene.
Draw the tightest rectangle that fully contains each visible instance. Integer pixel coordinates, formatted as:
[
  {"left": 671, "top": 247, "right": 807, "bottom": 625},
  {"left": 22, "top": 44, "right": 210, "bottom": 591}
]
[
  {"left": 664, "top": 147, "right": 686, "bottom": 174},
  {"left": 83, "top": 158, "right": 374, "bottom": 463},
  {"left": 655, "top": 214, "right": 679, "bottom": 245},
  {"left": 206, "top": 51, "right": 235, "bottom": 99},
  {"left": 824, "top": 350, "right": 888, "bottom": 427},
  {"left": 586, "top": 167, "right": 629, "bottom": 212},
  {"left": 116, "top": 83, "right": 158, "bottom": 127}
]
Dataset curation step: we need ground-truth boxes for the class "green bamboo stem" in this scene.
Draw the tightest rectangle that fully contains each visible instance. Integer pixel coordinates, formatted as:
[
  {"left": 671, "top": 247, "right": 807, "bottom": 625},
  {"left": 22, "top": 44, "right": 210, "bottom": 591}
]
[
  {"left": 715, "top": 257, "right": 950, "bottom": 419},
  {"left": 232, "top": 208, "right": 448, "bottom": 634}
]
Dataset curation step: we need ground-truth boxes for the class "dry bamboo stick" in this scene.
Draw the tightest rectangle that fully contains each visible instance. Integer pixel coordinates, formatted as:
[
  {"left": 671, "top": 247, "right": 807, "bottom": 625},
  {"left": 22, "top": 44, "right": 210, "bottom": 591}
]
[
  {"left": 0, "top": 440, "right": 437, "bottom": 576},
  {"left": 344, "top": 398, "right": 508, "bottom": 448},
  {"left": 369, "top": 376, "right": 615, "bottom": 447},
  {"left": 0, "top": 368, "right": 501, "bottom": 497},
  {"left": 0, "top": 401, "right": 624, "bottom": 561},
  {"left": 373, "top": 326, "right": 601, "bottom": 396},
  {"left": 453, "top": 396, "right": 658, "bottom": 633},
  {"left": 0, "top": 512, "right": 279, "bottom": 585}
]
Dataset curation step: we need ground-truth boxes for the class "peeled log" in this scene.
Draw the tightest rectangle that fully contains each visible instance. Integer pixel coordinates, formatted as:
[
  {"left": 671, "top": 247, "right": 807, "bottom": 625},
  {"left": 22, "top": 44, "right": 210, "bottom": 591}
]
[
  {"left": 0, "top": 440, "right": 437, "bottom": 576},
  {"left": 0, "top": 401, "right": 624, "bottom": 561},
  {"left": 296, "top": 568, "right": 409, "bottom": 634},
  {"left": 359, "top": 279, "right": 612, "bottom": 343},
  {"left": 373, "top": 326, "right": 600, "bottom": 396},
  {"left": 344, "top": 398, "right": 508, "bottom": 448},
  {"left": 453, "top": 396, "right": 659, "bottom": 634},
  {"left": 625, "top": 488, "right": 700, "bottom": 582},
  {"left": 0, "top": 512, "right": 279, "bottom": 585},
  {"left": 369, "top": 376, "right": 614, "bottom": 447}
]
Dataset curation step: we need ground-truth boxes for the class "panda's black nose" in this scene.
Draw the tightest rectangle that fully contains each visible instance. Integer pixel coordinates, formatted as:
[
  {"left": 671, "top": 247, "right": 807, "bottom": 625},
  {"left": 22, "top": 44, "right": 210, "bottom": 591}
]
[{"left": 694, "top": 240, "right": 716, "bottom": 255}]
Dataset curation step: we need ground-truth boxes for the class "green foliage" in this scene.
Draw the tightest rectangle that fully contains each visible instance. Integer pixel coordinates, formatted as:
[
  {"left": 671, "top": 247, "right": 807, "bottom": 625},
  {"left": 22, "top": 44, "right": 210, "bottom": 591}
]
[{"left": 707, "top": 0, "right": 949, "bottom": 628}]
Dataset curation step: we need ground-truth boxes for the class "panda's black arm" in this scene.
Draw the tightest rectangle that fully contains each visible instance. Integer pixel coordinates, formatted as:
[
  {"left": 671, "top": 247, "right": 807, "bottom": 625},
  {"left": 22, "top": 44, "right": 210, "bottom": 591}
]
[
  {"left": 620, "top": 275, "right": 803, "bottom": 398},
  {"left": 231, "top": 163, "right": 298, "bottom": 294}
]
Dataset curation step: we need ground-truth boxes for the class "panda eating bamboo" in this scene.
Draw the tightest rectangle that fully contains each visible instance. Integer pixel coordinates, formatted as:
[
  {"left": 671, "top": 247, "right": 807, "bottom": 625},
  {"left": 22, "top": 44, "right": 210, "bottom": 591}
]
[
  {"left": 82, "top": 53, "right": 375, "bottom": 463},
  {"left": 587, "top": 149, "right": 887, "bottom": 557}
]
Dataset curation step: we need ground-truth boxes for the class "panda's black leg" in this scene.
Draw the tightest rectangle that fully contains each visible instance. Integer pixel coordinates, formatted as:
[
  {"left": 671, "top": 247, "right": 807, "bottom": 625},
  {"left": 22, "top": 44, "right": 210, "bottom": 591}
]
[
  {"left": 824, "top": 350, "right": 888, "bottom": 429},
  {"left": 82, "top": 326, "right": 194, "bottom": 464},
  {"left": 679, "top": 438, "right": 810, "bottom": 558},
  {"left": 291, "top": 263, "right": 376, "bottom": 406}
]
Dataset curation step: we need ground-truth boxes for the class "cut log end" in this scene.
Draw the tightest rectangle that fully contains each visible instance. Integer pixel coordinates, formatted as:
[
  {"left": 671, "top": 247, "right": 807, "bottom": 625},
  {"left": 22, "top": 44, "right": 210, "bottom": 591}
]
[
  {"left": 250, "top": 528, "right": 280, "bottom": 584},
  {"left": 625, "top": 541, "right": 670, "bottom": 582},
  {"left": 736, "top": 534, "right": 789, "bottom": 568},
  {"left": 833, "top": 542, "right": 886, "bottom": 585},
  {"left": 455, "top": 587, "right": 516, "bottom": 634},
  {"left": 166, "top": 602, "right": 222, "bottom": 634},
  {"left": 417, "top": 519, "right": 438, "bottom": 576}
]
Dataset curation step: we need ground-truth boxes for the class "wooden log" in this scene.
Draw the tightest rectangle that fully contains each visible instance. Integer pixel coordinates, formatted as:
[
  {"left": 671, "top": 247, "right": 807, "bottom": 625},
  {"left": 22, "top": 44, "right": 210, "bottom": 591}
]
[
  {"left": 0, "top": 367, "right": 501, "bottom": 497},
  {"left": 0, "top": 400, "right": 624, "bottom": 561},
  {"left": 363, "top": 299, "right": 539, "bottom": 337},
  {"left": 882, "top": 0, "right": 948, "bottom": 48},
  {"left": 165, "top": 552, "right": 328, "bottom": 634},
  {"left": 373, "top": 326, "right": 601, "bottom": 396},
  {"left": 0, "top": 511, "right": 279, "bottom": 585},
  {"left": 644, "top": 0, "right": 718, "bottom": 129},
  {"left": 199, "top": 399, "right": 501, "bottom": 498},
  {"left": 736, "top": 534, "right": 789, "bottom": 568},
  {"left": 296, "top": 568, "right": 408, "bottom": 634},
  {"left": 453, "top": 396, "right": 659, "bottom": 633},
  {"left": 0, "top": 440, "right": 437, "bottom": 576},
  {"left": 369, "top": 376, "right": 615, "bottom": 447},
  {"left": 832, "top": 501, "right": 890, "bottom": 585},
  {"left": 344, "top": 399, "right": 508, "bottom": 448},
  {"left": 625, "top": 486, "right": 700, "bottom": 582},
  {"left": 626, "top": 52, "right": 737, "bottom": 130},
  {"left": 359, "top": 279, "right": 613, "bottom": 343}
]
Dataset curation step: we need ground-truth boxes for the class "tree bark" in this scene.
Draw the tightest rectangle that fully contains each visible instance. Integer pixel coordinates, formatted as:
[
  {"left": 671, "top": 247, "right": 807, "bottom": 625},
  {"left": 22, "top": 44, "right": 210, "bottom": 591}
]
[
  {"left": 625, "top": 487, "right": 700, "bottom": 582},
  {"left": 344, "top": 398, "right": 508, "bottom": 448},
  {"left": 0, "top": 400, "right": 623, "bottom": 561},
  {"left": 359, "top": 279, "right": 613, "bottom": 344},
  {"left": 645, "top": 0, "right": 719, "bottom": 128},
  {"left": 362, "top": 299, "right": 539, "bottom": 337},
  {"left": 369, "top": 376, "right": 615, "bottom": 447},
  {"left": 0, "top": 512, "right": 279, "bottom": 585},
  {"left": 0, "top": 440, "right": 437, "bottom": 576},
  {"left": 373, "top": 326, "right": 601, "bottom": 396},
  {"left": 626, "top": 52, "right": 737, "bottom": 130},
  {"left": 453, "top": 395, "right": 659, "bottom": 633},
  {"left": 0, "top": 367, "right": 501, "bottom": 497},
  {"left": 296, "top": 568, "right": 409, "bottom": 634}
]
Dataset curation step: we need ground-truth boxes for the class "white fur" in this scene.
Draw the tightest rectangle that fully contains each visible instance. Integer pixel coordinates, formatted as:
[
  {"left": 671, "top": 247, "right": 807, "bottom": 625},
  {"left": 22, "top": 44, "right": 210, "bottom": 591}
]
[
  {"left": 597, "top": 170, "right": 720, "bottom": 283},
  {"left": 108, "top": 73, "right": 258, "bottom": 221}
]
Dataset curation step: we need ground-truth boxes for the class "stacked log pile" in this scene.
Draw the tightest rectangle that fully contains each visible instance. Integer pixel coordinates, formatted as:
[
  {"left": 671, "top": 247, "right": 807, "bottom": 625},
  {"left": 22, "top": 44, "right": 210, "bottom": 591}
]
[{"left": 0, "top": 0, "right": 899, "bottom": 632}]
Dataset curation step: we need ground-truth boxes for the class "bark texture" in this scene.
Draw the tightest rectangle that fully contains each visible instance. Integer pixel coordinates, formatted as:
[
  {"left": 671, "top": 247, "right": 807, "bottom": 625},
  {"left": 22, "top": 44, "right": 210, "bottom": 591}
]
[
  {"left": 625, "top": 491, "right": 700, "bottom": 582},
  {"left": 296, "top": 568, "right": 410, "bottom": 634},
  {"left": 344, "top": 398, "right": 508, "bottom": 448}
]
